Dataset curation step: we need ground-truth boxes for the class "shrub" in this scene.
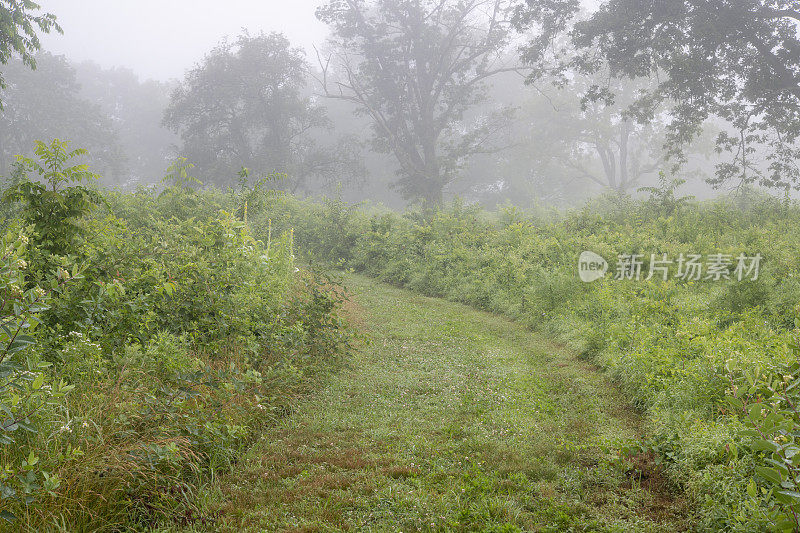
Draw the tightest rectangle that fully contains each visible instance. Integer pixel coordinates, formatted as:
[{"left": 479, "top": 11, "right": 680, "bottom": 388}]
[
  {"left": 0, "top": 143, "right": 352, "bottom": 529},
  {"left": 274, "top": 190, "right": 800, "bottom": 529}
]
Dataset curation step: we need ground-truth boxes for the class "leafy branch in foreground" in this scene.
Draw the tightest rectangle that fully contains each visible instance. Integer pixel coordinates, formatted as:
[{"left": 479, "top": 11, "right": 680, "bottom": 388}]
[
  {"left": 725, "top": 340, "right": 800, "bottom": 532},
  {"left": 0, "top": 228, "right": 83, "bottom": 523},
  {"left": 3, "top": 139, "right": 103, "bottom": 262},
  {"left": 0, "top": 0, "right": 62, "bottom": 108}
]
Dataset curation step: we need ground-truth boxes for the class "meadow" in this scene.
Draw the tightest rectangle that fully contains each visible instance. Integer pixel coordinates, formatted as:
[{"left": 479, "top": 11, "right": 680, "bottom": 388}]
[
  {"left": 3, "top": 0, "right": 800, "bottom": 529},
  {"left": 260, "top": 185, "right": 800, "bottom": 532},
  {"left": 3, "top": 143, "right": 800, "bottom": 531}
]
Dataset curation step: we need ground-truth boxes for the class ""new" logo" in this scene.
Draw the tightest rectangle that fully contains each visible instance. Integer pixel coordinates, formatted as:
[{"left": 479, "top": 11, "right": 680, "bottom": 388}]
[{"left": 578, "top": 251, "right": 608, "bottom": 283}]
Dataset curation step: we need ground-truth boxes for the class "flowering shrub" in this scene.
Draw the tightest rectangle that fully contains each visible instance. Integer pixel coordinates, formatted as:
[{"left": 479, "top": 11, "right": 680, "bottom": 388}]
[{"left": 0, "top": 228, "right": 82, "bottom": 522}]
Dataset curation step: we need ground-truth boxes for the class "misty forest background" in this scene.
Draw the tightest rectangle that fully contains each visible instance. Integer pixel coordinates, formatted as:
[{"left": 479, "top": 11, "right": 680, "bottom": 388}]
[{"left": 0, "top": 8, "right": 735, "bottom": 209}]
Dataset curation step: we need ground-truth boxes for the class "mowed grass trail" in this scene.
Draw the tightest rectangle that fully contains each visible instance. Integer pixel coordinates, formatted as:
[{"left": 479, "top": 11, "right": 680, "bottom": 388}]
[{"left": 207, "top": 274, "right": 691, "bottom": 531}]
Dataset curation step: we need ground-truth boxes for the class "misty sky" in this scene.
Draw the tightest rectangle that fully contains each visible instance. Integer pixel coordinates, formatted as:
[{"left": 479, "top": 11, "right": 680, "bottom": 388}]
[{"left": 39, "top": 0, "right": 330, "bottom": 81}]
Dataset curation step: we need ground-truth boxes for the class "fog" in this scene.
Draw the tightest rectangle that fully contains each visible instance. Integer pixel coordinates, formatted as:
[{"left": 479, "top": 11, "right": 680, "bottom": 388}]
[
  {"left": 39, "top": 0, "right": 328, "bottom": 82},
  {"left": 5, "top": 3, "right": 800, "bottom": 529},
  {"left": 2, "top": 0, "right": 796, "bottom": 208}
]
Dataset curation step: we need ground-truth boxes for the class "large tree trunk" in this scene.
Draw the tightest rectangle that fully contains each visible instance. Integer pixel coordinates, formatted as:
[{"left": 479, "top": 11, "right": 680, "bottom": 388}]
[
  {"left": 596, "top": 142, "right": 617, "bottom": 190},
  {"left": 423, "top": 181, "right": 444, "bottom": 206},
  {"left": 421, "top": 133, "right": 443, "bottom": 205},
  {"left": 618, "top": 121, "right": 631, "bottom": 191}
]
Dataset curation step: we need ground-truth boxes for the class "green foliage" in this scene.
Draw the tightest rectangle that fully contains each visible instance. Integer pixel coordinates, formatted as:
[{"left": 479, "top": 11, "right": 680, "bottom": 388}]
[
  {"left": 3, "top": 139, "right": 102, "bottom": 262},
  {"left": 0, "top": 144, "right": 351, "bottom": 529},
  {"left": 0, "top": 228, "right": 81, "bottom": 522},
  {"left": 0, "top": 0, "right": 61, "bottom": 107},
  {"left": 161, "top": 156, "right": 201, "bottom": 190},
  {"left": 316, "top": 0, "right": 520, "bottom": 204},
  {"left": 638, "top": 172, "right": 694, "bottom": 216},
  {"left": 560, "top": 0, "right": 800, "bottom": 189},
  {"left": 274, "top": 190, "right": 800, "bottom": 530},
  {"left": 725, "top": 358, "right": 800, "bottom": 531},
  {"left": 0, "top": 54, "right": 128, "bottom": 181},
  {"left": 726, "top": 343, "right": 800, "bottom": 532},
  {"left": 164, "top": 32, "right": 362, "bottom": 191},
  {"left": 233, "top": 167, "right": 287, "bottom": 222}
]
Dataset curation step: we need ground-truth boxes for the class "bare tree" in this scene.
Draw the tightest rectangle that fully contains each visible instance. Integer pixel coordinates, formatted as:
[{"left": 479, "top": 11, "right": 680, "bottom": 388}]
[
  {"left": 565, "top": 118, "right": 662, "bottom": 194},
  {"left": 315, "top": 0, "right": 528, "bottom": 205}
]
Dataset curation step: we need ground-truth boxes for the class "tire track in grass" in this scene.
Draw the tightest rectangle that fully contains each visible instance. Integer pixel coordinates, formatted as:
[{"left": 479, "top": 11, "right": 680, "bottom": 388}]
[{"left": 205, "top": 273, "right": 692, "bottom": 532}]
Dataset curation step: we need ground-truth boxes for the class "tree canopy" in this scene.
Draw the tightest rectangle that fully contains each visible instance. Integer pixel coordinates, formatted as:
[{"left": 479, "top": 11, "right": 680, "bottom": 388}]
[
  {"left": 316, "top": 0, "right": 530, "bottom": 205},
  {"left": 76, "top": 62, "right": 178, "bottom": 184},
  {"left": 164, "top": 32, "right": 362, "bottom": 191},
  {"left": 533, "top": 0, "right": 800, "bottom": 190},
  {"left": 0, "top": 53, "right": 127, "bottom": 182},
  {"left": 0, "top": 0, "right": 61, "bottom": 108}
]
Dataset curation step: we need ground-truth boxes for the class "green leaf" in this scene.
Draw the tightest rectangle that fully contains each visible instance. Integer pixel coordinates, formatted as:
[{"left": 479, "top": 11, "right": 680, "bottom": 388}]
[
  {"left": 16, "top": 420, "right": 36, "bottom": 433},
  {"left": 726, "top": 396, "right": 743, "bottom": 411},
  {"left": 748, "top": 403, "right": 764, "bottom": 421},
  {"left": 756, "top": 466, "right": 783, "bottom": 484},
  {"left": 751, "top": 439, "right": 779, "bottom": 453},
  {"left": 8, "top": 335, "right": 35, "bottom": 354},
  {"left": 775, "top": 490, "right": 800, "bottom": 505},
  {"left": 776, "top": 516, "right": 799, "bottom": 532}
]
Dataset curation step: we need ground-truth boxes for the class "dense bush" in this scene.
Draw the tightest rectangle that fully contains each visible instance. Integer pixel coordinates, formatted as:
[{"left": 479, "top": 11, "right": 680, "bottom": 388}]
[
  {"left": 0, "top": 147, "right": 351, "bottom": 530},
  {"left": 265, "top": 190, "right": 800, "bottom": 531},
  {"left": 6, "top": 137, "right": 800, "bottom": 529}
]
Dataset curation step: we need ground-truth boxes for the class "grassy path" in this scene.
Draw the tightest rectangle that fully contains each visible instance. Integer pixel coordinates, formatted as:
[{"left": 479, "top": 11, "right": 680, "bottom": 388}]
[{"left": 208, "top": 274, "right": 690, "bottom": 531}]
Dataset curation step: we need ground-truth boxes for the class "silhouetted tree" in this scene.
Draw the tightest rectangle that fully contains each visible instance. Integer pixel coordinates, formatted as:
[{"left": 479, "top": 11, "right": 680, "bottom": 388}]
[
  {"left": 0, "top": 53, "right": 126, "bottom": 183},
  {"left": 518, "top": 0, "right": 800, "bottom": 190},
  {"left": 76, "top": 62, "right": 178, "bottom": 184},
  {"left": 164, "top": 32, "right": 363, "bottom": 191},
  {"left": 316, "top": 0, "right": 534, "bottom": 205}
]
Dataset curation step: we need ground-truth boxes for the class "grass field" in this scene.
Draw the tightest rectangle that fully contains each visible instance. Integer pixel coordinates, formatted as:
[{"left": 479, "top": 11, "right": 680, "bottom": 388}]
[{"left": 204, "top": 274, "right": 691, "bottom": 532}]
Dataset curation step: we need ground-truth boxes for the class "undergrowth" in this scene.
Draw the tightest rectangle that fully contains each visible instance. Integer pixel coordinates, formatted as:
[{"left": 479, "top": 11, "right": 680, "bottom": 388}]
[
  {"left": 0, "top": 143, "right": 351, "bottom": 530},
  {"left": 260, "top": 189, "right": 800, "bottom": 531}
]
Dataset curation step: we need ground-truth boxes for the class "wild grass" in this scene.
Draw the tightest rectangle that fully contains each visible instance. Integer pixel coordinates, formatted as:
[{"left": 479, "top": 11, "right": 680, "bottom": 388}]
[
  {"left": 205, "top": 274, "right": 691, "bottom": 532},
  {"left": 0, "top": 177, "right": 351, "bottom": 531},
  {"left": 258, "top": 190, "right": 800, "bottom": 530}
]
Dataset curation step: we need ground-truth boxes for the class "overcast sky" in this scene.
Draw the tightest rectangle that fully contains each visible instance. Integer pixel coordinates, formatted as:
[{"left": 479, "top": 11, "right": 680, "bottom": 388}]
[
  {"left": 38, "top": 1, "right": 602, "bottom": 83},
  {"left": 39, "top": 0, "right": 330, "bottom": 82}
]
